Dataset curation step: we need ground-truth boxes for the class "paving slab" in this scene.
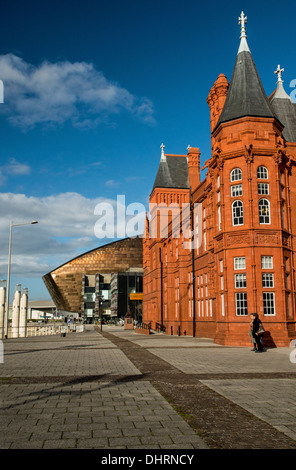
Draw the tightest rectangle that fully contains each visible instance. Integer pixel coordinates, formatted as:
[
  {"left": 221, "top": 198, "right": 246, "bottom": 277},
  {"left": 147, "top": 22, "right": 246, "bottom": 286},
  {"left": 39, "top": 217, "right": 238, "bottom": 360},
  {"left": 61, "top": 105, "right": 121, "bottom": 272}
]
[
  {"left": 0, "top": 327, "right": 207, "bottom": 450},
  {"left": 1, "top": 325, "right": 296, "bottom": 450},
  {"left": 100, "top": 326, "right": 296, "bottom": 449}
]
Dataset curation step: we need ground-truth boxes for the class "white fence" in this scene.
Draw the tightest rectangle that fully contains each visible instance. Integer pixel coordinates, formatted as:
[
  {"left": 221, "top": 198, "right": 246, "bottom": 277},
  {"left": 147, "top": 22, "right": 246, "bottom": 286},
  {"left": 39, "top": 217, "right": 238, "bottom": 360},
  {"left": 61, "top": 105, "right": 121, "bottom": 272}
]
[{"left": 5, "top": 323, "right": 85, "bottom": 338}]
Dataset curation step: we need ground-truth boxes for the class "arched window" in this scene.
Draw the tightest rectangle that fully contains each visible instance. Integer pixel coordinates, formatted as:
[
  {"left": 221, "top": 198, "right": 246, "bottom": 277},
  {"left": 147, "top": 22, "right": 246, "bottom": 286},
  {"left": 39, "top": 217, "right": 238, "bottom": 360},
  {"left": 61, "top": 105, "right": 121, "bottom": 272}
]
[
  {"left": 231, "top": 168, "right": 242, "bottom": 182},
  {"left": 257, "top": 166, "right": 268, "bottom": 179},
  {"left": 232, "top": 200, "right": 244, "bottom": 226},
  {"left": 259, "top": 199, "right": 270, "bottom": 224}
]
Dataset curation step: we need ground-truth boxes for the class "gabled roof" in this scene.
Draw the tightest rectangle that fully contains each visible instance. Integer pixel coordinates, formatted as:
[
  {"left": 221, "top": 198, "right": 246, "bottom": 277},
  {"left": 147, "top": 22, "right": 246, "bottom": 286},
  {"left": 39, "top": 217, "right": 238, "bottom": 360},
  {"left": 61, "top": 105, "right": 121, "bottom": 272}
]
[{"left": 152, "top": 155, "right": 189, "bottom": 191}]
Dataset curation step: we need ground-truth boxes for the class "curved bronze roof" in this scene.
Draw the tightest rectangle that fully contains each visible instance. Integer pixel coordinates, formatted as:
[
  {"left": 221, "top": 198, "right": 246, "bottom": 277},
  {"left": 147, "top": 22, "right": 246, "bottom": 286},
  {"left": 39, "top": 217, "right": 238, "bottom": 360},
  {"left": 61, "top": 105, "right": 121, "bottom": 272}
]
[{"left": 43, "top": 236, "right": 143, "bottom": 312}]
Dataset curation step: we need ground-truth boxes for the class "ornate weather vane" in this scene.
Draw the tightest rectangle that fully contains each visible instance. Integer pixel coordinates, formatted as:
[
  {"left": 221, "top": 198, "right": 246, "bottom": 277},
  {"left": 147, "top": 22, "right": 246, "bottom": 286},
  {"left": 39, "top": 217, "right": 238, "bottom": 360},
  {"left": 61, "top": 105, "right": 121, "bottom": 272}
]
[
  {"left": 274, "top": 64, "right": 284, "bottom": 83},
  {"left": 160, "top": 143, "right": 165, "bottom": 160},
  {"left": 238, "top": 11, "right": 247, "bottom": 39}
]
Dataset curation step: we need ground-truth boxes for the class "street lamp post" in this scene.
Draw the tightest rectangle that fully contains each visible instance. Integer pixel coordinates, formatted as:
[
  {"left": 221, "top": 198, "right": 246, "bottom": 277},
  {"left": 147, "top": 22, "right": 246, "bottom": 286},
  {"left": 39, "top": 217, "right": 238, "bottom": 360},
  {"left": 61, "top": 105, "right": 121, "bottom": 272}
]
[
  {"left": 3, "top": 220, "right": 38, "bottom": 339},
  {"left": 99, "top": 295, "right": 104, "bottom": 332}
]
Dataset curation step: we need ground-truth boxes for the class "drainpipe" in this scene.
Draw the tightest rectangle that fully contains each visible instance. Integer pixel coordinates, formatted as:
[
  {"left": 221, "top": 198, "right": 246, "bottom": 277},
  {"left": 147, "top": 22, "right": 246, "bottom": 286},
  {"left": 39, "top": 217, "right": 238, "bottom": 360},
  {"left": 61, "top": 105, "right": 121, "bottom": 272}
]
[
  {"left": 159, "top": 247, "right": 163, "bottom": 331},
  {"left": 190, "top": 190, "right": 196, "bottom": 337}
]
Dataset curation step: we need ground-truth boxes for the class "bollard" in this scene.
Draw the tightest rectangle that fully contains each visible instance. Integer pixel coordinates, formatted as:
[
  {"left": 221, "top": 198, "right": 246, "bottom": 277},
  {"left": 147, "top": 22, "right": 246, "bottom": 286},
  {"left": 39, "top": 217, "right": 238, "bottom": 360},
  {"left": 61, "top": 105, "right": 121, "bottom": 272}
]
[{"left": 61, "top": 325, "right": 67, "bottom": 337}]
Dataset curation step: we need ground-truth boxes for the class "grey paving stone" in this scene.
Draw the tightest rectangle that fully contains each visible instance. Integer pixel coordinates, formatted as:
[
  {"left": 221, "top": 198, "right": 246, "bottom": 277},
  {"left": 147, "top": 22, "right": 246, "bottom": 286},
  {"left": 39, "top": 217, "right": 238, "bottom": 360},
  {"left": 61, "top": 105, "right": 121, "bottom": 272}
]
[{"left": 2, "top": 326, "right": 296, "bottom": 449}]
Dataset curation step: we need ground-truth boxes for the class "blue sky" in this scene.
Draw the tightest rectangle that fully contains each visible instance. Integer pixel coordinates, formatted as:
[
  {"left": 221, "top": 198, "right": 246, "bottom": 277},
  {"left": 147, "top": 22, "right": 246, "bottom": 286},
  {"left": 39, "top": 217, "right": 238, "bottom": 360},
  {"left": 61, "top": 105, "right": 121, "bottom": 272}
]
[{"left": 0, "top": 0, "right": 295, "bottom": 302}]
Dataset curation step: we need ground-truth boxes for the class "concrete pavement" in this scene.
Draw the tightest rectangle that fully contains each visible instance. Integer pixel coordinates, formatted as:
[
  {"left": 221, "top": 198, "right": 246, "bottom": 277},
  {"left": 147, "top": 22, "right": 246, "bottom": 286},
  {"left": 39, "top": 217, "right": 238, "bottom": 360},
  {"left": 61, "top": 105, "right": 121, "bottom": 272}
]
[{"left": 0, "top": 325, "right": 295, "bottom": 450}]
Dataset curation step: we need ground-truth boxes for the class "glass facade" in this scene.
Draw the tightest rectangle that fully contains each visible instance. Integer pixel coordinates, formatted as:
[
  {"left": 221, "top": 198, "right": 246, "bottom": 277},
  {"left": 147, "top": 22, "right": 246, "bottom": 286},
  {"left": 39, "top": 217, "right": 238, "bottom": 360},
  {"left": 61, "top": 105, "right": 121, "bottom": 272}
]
[{"left": 111, "top": 271, "right": 143, "bottom": 322}]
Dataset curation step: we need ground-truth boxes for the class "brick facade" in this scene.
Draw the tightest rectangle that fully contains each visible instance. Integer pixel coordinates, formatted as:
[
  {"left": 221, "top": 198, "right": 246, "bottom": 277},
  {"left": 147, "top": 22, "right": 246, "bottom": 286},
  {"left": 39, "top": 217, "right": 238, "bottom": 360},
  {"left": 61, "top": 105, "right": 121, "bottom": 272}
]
[{"left": 143, "top": 15, "right": 296, "bottom": 346}]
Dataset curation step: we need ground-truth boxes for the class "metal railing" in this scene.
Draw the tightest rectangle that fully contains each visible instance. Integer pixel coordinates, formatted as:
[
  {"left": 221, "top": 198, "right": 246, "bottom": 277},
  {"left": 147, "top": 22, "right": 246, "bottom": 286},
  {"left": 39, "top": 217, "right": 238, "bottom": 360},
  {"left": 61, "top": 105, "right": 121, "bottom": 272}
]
[
  {"left": 3, "top": 323, "right": 85, "bottom": 338},
  {"left": 155, "top": 322, "right": 166, "bottom": 333},
  {"left": 136, "top": 322, "right": 151, "bottom": 331}
]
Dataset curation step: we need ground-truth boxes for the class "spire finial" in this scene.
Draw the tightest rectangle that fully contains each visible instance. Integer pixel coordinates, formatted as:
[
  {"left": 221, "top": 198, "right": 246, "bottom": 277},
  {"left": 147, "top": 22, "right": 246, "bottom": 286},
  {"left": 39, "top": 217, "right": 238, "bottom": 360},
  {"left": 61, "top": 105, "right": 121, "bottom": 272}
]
[
  {"left": 275, "top": 64, "right": 284, "bottom": 83},
  {"left": 272, "top": 64, "right": 292, "bottom": 101},
  {"left": 238, "top": 11, "right": 247, "bottom": 39},
  {"left": 237, "top": 11, "right": 250, "bottom": 54},
  {"left": 160, "top": 143, "right": 165, "bottom": 161}
]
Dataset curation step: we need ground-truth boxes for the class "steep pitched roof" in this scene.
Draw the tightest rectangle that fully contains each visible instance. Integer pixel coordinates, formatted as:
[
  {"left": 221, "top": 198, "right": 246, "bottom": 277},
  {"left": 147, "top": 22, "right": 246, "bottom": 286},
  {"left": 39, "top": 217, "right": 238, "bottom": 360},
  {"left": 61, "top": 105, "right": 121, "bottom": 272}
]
[
  {"left": 152, "top": 155, "right": 189, "bottom": 191},
  {"left": 215, "top": 13, "right": 277, "bottom": 131},
  {"left": 215, "top": 50, "right": 276, "bottom": 129},
  {"left": 269, "top": 79, "right": 296, "bottom": 143}
]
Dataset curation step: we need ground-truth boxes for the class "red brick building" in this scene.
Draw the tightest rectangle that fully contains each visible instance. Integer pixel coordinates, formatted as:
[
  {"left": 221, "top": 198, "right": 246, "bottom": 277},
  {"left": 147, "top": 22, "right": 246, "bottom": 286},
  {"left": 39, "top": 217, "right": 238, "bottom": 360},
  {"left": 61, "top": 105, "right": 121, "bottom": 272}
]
[{"left": 143, "top": 13, "right": 296, "bottom": 346}]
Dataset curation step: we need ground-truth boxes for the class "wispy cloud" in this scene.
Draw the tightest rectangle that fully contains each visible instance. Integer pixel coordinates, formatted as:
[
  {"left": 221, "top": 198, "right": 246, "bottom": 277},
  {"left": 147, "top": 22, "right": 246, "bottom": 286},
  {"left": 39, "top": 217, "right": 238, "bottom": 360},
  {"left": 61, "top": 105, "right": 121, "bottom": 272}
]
[
  {"left": 0, "top": 53, "right": 156, "bottom": 130},
  {"left": 5, "top": 157, "right": 31, "bottom": 175},
  {"left": 105, "top": 179, "right": 121, "bottom": 188},
  {"left": 0, "top": 158, "right": 31, "bottom": 185}
]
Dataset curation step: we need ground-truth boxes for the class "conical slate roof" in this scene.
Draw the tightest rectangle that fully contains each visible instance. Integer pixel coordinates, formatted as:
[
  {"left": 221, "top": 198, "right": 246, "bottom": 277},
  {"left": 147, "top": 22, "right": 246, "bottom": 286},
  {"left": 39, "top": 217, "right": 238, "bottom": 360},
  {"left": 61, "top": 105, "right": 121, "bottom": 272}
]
[
  {"left": 269, "top": 79, "right": 296, "bottom": 143},
  {"left": 215, "top": 50, "right": 276, "bottom": 129},
  {"left": 215, "top": 13, "right": 277, "bottom": 130}
]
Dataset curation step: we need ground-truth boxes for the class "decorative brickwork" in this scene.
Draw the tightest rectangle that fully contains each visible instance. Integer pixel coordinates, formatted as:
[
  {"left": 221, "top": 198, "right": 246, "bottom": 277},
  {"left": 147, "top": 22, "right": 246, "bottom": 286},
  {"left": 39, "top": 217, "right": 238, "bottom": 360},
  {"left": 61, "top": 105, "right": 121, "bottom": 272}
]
[{"left": 143, "top": 15, "right": 296, "bottom": 346}]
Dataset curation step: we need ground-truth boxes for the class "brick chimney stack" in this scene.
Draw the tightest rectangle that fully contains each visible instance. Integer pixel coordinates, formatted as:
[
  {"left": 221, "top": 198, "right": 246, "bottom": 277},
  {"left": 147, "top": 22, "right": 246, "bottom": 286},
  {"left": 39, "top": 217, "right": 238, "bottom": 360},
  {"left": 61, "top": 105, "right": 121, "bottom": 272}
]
[{"left": 187, "top": 147, "right": 200, "bottom": 193}]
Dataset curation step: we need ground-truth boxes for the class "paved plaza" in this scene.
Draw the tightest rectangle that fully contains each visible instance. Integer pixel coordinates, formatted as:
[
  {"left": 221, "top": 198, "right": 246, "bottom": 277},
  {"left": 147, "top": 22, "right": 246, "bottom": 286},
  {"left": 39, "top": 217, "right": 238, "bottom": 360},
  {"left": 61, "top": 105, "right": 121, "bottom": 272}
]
[{"left": 0, "top": 325, "right": 296, "bottom": 450}]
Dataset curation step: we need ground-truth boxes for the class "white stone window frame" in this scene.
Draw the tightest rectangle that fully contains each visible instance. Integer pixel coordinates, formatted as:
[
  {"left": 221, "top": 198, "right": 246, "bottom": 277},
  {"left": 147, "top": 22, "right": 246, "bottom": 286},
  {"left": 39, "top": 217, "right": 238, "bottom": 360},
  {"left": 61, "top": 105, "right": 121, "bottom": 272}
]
[
  {"left": 235, "top": 273, "right": 247, "bottom": 289},
  {"left": 262, "top": 273, "right": 274, "bottom": 288},
  {"left": 235, "top": 292, "right": 248, "bottom": 316},
  {"left": 232, "top": 200, "right": 244, "bottom": 226},
  {"left": 259, "top": 198, "right": 270, "bottom": 224},
  {"left": 257, "top": 166, "right": 268, "bottom": 179},
  {"left": 263, "top": 292, "right": 276, "bottom": 316},
  {"left": 231, "top": 184, "right": 243, "bottom": 197},
  {"left": 261, "top": 256, "right": 273, "bottom": 269},
  {"left": 231, "top": 168, "right": 242, "bottom": 182},
  {"left": 234, "top": 257, "right": 246, "bottom": 270},
  {"left": 258, "top": 182, "right": 269, "bottom": 195}
]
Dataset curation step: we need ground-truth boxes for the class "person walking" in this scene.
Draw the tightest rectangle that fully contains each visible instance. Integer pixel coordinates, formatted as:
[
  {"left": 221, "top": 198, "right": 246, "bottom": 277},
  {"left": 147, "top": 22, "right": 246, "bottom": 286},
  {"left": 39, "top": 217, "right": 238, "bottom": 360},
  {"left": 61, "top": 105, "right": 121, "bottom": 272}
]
[
  {"left": 249, "top": 316, "right": 257, "bottom": 351},
  {"left": 250, "top": 313, "right": 264, "bottom": 352}
]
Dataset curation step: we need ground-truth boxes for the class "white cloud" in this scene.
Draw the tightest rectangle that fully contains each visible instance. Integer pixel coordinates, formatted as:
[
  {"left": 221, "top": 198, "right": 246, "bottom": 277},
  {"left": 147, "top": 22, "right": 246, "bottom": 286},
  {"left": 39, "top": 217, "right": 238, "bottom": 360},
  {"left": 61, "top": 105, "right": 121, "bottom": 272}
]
[
  {"left": 0, "top": 192, "right": 108, "bottom": 278},
  {"left": 0, "top": 158, "right": 31, "bottom": 186},
  {"left": 105, "top": 179, "right": 121, "bottom": 187},
  {"left": 0, "top": 53, "right": 155, "bottom": 129},
  {"left": 0, "top": 192, "right": 145, "bottom": 279},
  {"left": 5, "top": 157, "right": 31, "bottom": 175}
]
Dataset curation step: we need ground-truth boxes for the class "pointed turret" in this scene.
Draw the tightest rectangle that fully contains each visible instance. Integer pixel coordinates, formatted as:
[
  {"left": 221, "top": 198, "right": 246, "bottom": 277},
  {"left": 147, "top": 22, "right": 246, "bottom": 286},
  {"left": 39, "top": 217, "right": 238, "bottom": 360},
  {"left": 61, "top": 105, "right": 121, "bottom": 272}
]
[
  {"left": 215, "top": 12, "right": 276, "bottom": 131},
  {"left": 269, "top": 65, "right": 296, "bottom": 142}
]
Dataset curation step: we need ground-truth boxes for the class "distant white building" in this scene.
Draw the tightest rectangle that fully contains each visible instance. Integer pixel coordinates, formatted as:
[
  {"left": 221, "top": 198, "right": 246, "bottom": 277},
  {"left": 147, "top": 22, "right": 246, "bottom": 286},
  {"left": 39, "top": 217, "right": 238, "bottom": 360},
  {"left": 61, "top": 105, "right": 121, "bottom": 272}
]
[
  {"left": 28, "top": 300, "right": 57, "bottom": 320},
  {"left": 27, "top": 300, "right": 79, "bottom": 321}
]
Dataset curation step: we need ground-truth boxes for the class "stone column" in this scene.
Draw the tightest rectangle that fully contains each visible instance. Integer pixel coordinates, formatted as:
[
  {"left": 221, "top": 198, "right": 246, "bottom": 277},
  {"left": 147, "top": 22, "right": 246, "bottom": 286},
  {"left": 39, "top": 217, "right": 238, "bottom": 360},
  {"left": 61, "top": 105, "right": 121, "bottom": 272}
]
[
  {"left": 19, "top": 288, "right": 28, "bottom": 338},
  {"left": 0, "top": 280, "right": 6, "bottom": 338},
  {"left": 11, "top": 284, "right": 21, "bottom": 338}
]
